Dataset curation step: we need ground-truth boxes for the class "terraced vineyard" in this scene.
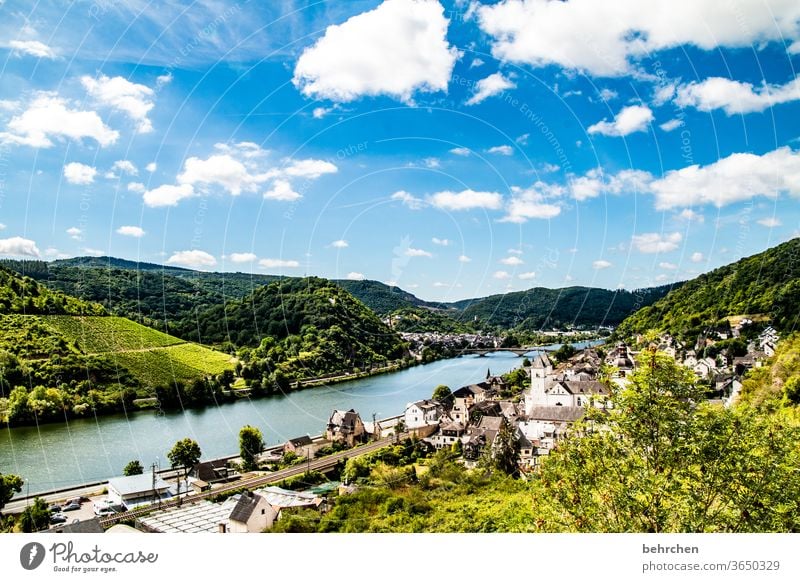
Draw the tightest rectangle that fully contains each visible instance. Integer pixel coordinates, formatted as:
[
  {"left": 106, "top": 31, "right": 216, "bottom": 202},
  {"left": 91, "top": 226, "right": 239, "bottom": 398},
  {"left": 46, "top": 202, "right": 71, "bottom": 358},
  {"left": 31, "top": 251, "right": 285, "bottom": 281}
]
[
  {"left": 43, "top": 315, "right": 184, "bottom": 353},
  {"left": 110, "top": 344, "right": 233, "bottom": 387}
]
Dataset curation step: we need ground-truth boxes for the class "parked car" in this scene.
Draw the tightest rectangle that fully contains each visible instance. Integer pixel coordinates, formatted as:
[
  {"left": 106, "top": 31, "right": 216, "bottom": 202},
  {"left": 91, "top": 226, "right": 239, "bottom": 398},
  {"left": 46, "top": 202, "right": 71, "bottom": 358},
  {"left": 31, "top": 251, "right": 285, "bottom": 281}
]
[
  {"left": 50, "top": 513, "right": 68, "bottom": 524},
  {"left": 93, "top": 500, "right": 123, "bottom": 516},
  {"left": 48, "top": 505, "right": 62, "bottom": 513},
  {"left": 62, "top": 502, "right": 81, "bottom": 512}
]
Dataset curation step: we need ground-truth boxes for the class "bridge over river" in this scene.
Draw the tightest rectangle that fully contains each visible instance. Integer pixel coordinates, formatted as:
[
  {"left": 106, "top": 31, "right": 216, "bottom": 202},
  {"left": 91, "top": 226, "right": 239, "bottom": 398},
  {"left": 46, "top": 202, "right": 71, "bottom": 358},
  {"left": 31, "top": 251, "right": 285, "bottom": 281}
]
[{"left": 458, "top": 346, "right": 555, "bottom": 357}]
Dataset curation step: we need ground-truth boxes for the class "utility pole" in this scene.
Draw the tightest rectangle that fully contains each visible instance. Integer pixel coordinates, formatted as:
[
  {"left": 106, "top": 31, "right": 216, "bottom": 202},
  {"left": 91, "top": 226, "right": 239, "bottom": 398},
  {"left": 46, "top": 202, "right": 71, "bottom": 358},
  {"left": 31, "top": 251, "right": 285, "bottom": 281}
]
[{"left": 151, "top": 463, "right": 158, "bottom": 508}]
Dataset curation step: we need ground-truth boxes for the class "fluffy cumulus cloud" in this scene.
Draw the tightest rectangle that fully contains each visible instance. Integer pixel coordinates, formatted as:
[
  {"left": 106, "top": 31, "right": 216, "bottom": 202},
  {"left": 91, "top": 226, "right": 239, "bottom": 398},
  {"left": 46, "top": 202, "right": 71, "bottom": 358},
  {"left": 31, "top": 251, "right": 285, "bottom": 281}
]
[
  {"left": 487, "top": 144, "right": 513, "bottom": 155},
  {"left": 477, "top": 0, "right": 800, "bottom": 77},
  {"left": 66, "top": 227, "right": 82, "bottom": 240},
  {"left": 166, "top": 250, "right": 217, "bottom": 269},
  {"left": 518, "top": 271, "right": 536, "bottom": 280},
  {"left": 466, "top": 72, "right": 516, "bottom": 105},
  {"left": 631, "top": 232, "right": 682, "bottom": 253},
  {"left": 458, "top": 254, "right": 471, "bottom": 263},
  {"left": 111, "top": 160, "right": 138, "bottom": 176},
  {"left": 391, "top": 190, "right": 425, "bottom": 209},
  {"left": 259, "top": 258, "right": 300, "bottom": 268},
  {"left": 293, "top": 0, "right": 458, "bottom": 103},
  {"left": 143, "top": 143, "right": 337, "bottom": 207},
  {"left": 116, "top": 225, "right": 145, "bottom": 238},
  {"left": 346, "top": 271, "right": 365, "bottom": 280},
  {"left": 501, "top": 182, "right": 562, "bottom": 222},
  {"left": 449, "top": 147, "right": 471, "bottom": 156},
  {"left": 405, "top": 247, "right": 433, "bottom": 258},
  {"left": 588, "top": 105, "right": 653, "bottom": 136},
  {"left": 331, "top": 239, "right": 349, "bottom": 248},
  {"left": 675, "top": 76, "right": 800, "bottom": 115},
  {"left": 493, "top": 270, "right": 511, "bottom": 279},
  {"left": 592, "top": 259, "right": 612, "bottom": 270},
  {"left": 429, "top": 189, "right": 503, "bottom": 211},
  {"left": 0, "top": 93, "right": 119, "bottom": 148},
  {"left": 649, "top": 147, "right": 800, "bottom": 209},
  {"left": 81, "top": 74, "right": 155, "bottom": 133},
  {"left": 9, "top": 40, "right": 56, "bottom": 59},
  {"left": 691, "top": 252, "right": 705, "bottom": 263},
  {"left": 660, "top": 118, "right": 683, "bottom": 132},
  {"left": 757, "top": 217, "right": 782, "bottom": 227},
  {"left": 63, "top": 162, "right": 97, "bottom": 185},
  {"left": 143, "top": 184, "right": 195, "bottom": 207},
  {"left": 659, "top": 261, "right": 678, "bottom": 270},
  {"left": 229, "top": 252, "right": 257, "bottom": 263},
  {"left": 0, "top": 236, "right": 40, "bottom": 257},
  {"left": 500, "top": 256, "right": 524, "bottom": 265},
  {"left": 263, "top": 179, "right": 301, "bottom": 201},
  {"left": 431, "top": 237, "right": 450, "bottom": 246},
  {"left": 569, "top": 168, "right": 651, "bottom": 201}
]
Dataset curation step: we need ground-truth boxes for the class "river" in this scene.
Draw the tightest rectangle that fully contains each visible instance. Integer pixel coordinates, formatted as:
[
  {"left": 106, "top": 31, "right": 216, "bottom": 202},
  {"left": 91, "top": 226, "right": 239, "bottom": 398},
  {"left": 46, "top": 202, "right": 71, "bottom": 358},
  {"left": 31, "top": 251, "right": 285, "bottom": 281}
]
[{"left": 0, "top": 342, "right": 600, "bottom": 494}]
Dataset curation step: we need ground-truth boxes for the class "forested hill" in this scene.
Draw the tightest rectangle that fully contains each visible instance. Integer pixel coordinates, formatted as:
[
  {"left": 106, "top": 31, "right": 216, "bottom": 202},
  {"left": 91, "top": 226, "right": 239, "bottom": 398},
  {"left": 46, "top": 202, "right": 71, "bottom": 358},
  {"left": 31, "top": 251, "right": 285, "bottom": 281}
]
[
  {"left": 617, "top": 237, "right": 800, "bottom": 339},
  {"left": 0, "top": 265, "right": 105, "bottom": 315},
  {"left": 454, "top": 285, "right": 677, "bottom": 331},
  {"left": 191, "top": 276, "right": 406, "bottom": 369},
  {"left": 334, "top": 279, "right": 441, "bottom": 314}
]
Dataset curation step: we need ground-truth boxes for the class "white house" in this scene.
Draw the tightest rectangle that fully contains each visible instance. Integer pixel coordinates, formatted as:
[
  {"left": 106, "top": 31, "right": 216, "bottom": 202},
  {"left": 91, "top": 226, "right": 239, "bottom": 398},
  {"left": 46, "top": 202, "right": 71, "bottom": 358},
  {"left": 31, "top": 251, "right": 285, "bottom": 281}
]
[
  {"left": 693, "top": 357, "right": 717, "bottom": 378},
  {"left": 404, "top": 399, "right": 443, "bottom": 429},
  {"left": 107, "top": 474, "right": 172, "bottom": 509},
  {"left": 223, "top": 491, "right": 277, "bottom": 533}
]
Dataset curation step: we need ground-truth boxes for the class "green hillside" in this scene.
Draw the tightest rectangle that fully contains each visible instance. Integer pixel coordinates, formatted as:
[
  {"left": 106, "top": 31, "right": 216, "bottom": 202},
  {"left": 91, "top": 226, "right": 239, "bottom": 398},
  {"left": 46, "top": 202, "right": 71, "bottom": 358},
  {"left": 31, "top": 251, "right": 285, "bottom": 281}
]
[
  {"left": 617, "top": 237, "right": 800, "bottom": 339},
  {"left": 388, "top": 306, "right": 475, "bottom": 334},
  {"left": 456, "top": 285, "right": 676, "bottom": 331},
  {"left": 335, "top": 279, "right": 441, "bottom": 315},
  {"left": 0, "top": 265, "right": 105, "bottom": 315}
]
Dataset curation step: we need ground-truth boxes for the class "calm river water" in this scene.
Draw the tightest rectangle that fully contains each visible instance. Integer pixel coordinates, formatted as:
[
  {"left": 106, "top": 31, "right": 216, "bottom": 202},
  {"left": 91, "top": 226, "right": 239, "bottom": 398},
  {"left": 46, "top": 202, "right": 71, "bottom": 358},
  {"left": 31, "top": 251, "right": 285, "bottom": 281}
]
[{"left": 0, "top": 343, "right": 598, "bottom": 494}]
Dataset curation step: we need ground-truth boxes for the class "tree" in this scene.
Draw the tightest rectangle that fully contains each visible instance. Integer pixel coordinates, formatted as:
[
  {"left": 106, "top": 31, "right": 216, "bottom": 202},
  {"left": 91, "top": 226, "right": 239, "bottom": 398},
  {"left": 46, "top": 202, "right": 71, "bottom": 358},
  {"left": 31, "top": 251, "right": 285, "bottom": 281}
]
[
  {"left": 123, "top": 460, "right": 144, "bottom": 476},
  {"left": 491, "top": 418, "right": 520, "bottom": 476},
  {"left": 239, "top": 425, "right": 264, "bottom": 472},
  {"left": 18, "top": 497, "right": 50, "bottom": 532},
  {"left": 531, "top": 350, "right": 800, "bottom": 532},
  {"left": 167, "top": 438, "right": 201, "bottom": 478},
  {"left": 552, "top": 343, "right": 577, "bottom": 363},
  {"left": 784, "top": 376, "right": 800, "bottom": 405},
  {"left": 432, "top": 384, "right": 451, "bottom": 402},
  {"left": 0, "top": 472, "right": 23, "bottom": 513}
]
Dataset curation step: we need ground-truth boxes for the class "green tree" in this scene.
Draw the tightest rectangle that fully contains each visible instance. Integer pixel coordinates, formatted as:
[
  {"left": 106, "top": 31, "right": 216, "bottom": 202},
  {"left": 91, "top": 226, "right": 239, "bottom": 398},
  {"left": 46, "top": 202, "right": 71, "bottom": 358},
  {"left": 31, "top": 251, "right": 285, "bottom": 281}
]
[
  {"left": 18, "top": 497, "right": 50, "bottom": 532},
  {"left": 239, "top": 425, "right": 264, "bottom": 472},
  {"left": 552, "top": 343, "right": 577, "bottom": 363},
  {"left": 123, "top": 460, "right": 144, "bottom": 476},
  {"left": 431, "top": 384, "right": 451, "bottom": 401},
  {"left": 531, "top": 350, "right": 800, "bottom": 532},
  {"left": 491, "top": 418, "right": 520, "bottom": 476},
  {"left": 0, "top": 472, "right": 23, "bottom": 513},
  {"left": 783, "top": 376, "right": 800, "bottom": 405},
  {"left": 167, "top": 438, "right": 202, "bottom": 479}
]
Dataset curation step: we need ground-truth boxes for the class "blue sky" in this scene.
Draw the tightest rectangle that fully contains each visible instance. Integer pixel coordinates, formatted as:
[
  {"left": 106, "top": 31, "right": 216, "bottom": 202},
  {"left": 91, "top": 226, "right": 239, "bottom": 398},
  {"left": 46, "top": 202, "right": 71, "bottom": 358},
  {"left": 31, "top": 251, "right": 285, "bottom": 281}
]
[{"left": 0, "top": 0, "right": 798, "bottom": 301}]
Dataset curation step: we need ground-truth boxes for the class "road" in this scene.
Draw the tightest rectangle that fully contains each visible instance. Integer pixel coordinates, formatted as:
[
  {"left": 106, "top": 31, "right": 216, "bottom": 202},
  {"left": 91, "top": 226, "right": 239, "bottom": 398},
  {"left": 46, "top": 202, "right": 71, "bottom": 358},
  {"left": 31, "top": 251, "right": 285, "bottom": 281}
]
[{"left": 98, "top": 435, "right": 402, "bottom": 528}]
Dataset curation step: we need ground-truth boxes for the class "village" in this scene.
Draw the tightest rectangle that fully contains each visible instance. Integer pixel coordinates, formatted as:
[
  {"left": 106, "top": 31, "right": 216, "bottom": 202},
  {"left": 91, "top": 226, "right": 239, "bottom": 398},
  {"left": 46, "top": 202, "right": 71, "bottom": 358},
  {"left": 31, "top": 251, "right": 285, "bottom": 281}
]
[{"left": 35, "top": 322, "right": 779, "bottom": 534}]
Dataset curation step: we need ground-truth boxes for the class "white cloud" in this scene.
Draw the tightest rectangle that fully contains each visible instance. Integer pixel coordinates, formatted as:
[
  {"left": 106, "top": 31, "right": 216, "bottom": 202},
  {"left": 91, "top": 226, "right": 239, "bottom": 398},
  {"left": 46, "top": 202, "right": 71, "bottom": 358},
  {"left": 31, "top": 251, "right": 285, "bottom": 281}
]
[
  {"left": 283, "top": 158, "right": 338, "bottom": 179},
  {"left": 63, "top": 162, "right": 97, "bottom": 185},
  {"left": 9, "top": 40, "right": 56, "bottom": 59},
  {"left": 465, "top": 72, "right": 516, "bottom": 105},
  {"left": 599, "top": 88, "right": 618, "bottom": 101},
  {"left": 569, "top": 168, "right": 652, "bottom": 201},
  {"left": 487, "top": 144, "right": 513, "bottom": 155},
  {"left": 659, "top": 261, "right": 678, "bottom": 270},
  {"left": 649, "top": 147, "right": 800, "bottom": 209},
  {"left": 432, "top": 281, "right": 448, "bottom": 287},
  {"left": 405, "top": 247, "right": 433, "bottom": 258},
  {"left": 500, "top": 256, "right": 524, "bottom": 265},
  {"left": 508, "top": 248, "right": 523, "bottom": 255},
  {"left": 592, "top": 259, "right": 612, "bottom": 270},
  {"left": 691, "top": 252, "right": 704, "bottom": 263},
  {"left": 678, "top": 208, "right": 704, "bottom": 223},
  {"left": 116, "top": 225, "right": 145, "bottom": 238},
  {"left": 293, "top": 0, "right": 458, "bottom": 103},
  {"left": 83, "top": 248, "right": 104, "bottom": 257},
  {"left": 156, "top": 73, "right": 173, "bottom": 87},
  {"left": 516, "top": 133, "right": 530, "bottom": 145},
  {"left": 143, "top": 183, "right": 195, "bottom": 207},
  {"left": 81, "top": 74, "right": 155, "bottom": 133},
  {"left": 145, "top": 162, "right": 157, "bottom": 172},
  {"left": 0, "top": 236, "right": 40, "bottom": 257},
  {"left": 346, "top": 271, "right": 365, "bottom": 280},
  {"left": 127, "top": 182, "right": 145, "bottom": 193},
  {"left": 632, "top": 231, "right": 682, "bottom": 253},
  {"left": 659, "top": 118, "right": 683, "bottom": 132},
  {"left": 588, "top": 105, "right": 653, "bottom": 136},
  {"left": 0, "top": 93, "right": 119, "bottom": 148},
  {"left": 501, "top": 182, "right": 562, "bottom": 222},
  {"left": 477, "top": 0, "right": 800, "bottom": 77},
  {"left": 757, "top": 217, "right": 782, "bottom": 227},
  {"left": 331, "top": 239, "right": 349, "bottom": 248},
  {"left": 391, "top": 190, "right": 425, "bottom": 209},
  {"left": 449, "top": 147, "right": 471, "bottom": 156},
  {"left": 675, "top": 76, "right": 800, "bottom": 115},
  {"left": 790, "top": 41, "right": 800, "bottom": 54},
  {"left": 259, "top": 258, "right": 300, "bottom": 269},
  {"left": 178, "top": 154, "right": 263, "bottom": 195},
  {"left": 229, "top": 252, "right": 257, "bottom": 263},
  {"left": 0, "top": 224, "right": 5, "bottom": 230},
  {"left": 263, "top": 179, "right": 302, "bottom": 201},
  {"left": 66, "top": 227, "right": 82, "bottom": 240},
  {"left": 423, "top": 157, "right": 441, "bottom": 169},
  {"left": 518, "top": 271, "right": 536, "bottom": 280},
  {"left": 429, "top": 189, "right": 503, "bottom": 211},
  {"left": 166, "top": 250, "right": 217, "bottom": 269},
  {"left": 312, "top": 107, "right": 331, "bottom": 119},
  {"left": 112, "top": 160, "right": 138, "bottom": 175},
  {"left": 493, "top": 270, "right": 511, "bottom": 279},
  {"left": 432, "top": 237, "right": 450, "bottom": 246},
  {"left": 458, "top": 254, "right": 472, "bottom": 263}
]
